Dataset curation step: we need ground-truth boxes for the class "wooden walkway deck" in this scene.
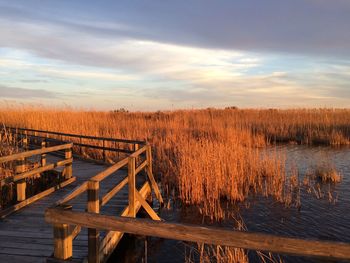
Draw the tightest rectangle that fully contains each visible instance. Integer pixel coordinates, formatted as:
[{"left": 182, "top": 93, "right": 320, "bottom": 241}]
[{"left": 0, "top": 155, "right": 145, "bottom": 262}]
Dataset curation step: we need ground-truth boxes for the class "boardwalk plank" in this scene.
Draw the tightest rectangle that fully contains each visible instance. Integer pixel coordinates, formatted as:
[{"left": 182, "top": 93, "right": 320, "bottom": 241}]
[{"left": 0, "top": 156, "right": 135, "bottom": 263}]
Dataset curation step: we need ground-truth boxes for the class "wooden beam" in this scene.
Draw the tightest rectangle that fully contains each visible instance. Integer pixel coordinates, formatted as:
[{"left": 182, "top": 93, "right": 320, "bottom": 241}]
[
  {"left": 53, "top": 223, "right": 72, "bottom": 260},
  {"left": 135, "top": 160, "right": 147, "bottom": 175},
  {"left": 0, "top": 143, "right": 73, "bottom": 163},
  {"left": 0, "top": 177, "right": 76, "bottom": 219},
  {"left": 135, "top": 190, "right": 161, "bottom": 221},
  {"left": 87, "top": 180, "right": 100, "bottom": 263},
  {"left": 16, "top": 180, "right": 26, "bottom": 202},
  {"left": 90, "top": 158, "right": 128, "bottom": 182},
  {"left": 146, "top": 145, "right": 163, "bottom": 204},
  {"left": 98, "top": 182, "right": 151, "bottom": 263},
  {"left": 64, "top": 148, "right": 73, "bottom": 179},
  {"left": 100, "top": 177, "right": 128, "bottom": 207},
  {"left": 128, "top": 157, "right": 136, "bottom": 217},
  {"left": 129, "top": 145, "right": 147, "bottom": 158},
  {"left": 55, "top": 181, "right": 88, "bottom": 206},
  {"left": 11, "top": 158, "right": 72, "bottom": 182},
  {"left": 46, "top": 208, "right": 350, "bottom": 261},
  {"left": 41, "top": 141, "right": 46, "bottom": 167}
]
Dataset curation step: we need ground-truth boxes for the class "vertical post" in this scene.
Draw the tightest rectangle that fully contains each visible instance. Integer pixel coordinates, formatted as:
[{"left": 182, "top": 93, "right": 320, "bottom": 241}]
[
  {"left": 15, "top": 158, "right": 26, "bottom": 202},
  {"left": 41, "top": 140, "right": 46, "bottom": 167},
  {"left": 53, "top": 206, "right": 73, "bottom": 260},
  {"left": 146, "top": 145, "right": 164, "bottom": 204},
  {"left": 128, "top": 156, "right": 136, "bottom": 217},
  {"left": 134, "top": 143, "right": 139, "bottom": 165},
  {"left": 23, "top": 130, "right": 28, "bottom": 150},
  {"left": 88, "top": 180, "right": 100, "bottom": 263},
  {"left": 102, "top": 139, "right": 106, "bottom": 163},
  {"left": 80, "top": 137, "right": 83, "bottom": 155},
  {"left": 64, "top": 148, "right": 73, "bottom": 179}
]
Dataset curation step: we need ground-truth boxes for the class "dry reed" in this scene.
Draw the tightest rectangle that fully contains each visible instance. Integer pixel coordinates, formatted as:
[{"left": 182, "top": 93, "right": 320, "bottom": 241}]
[{"left": 0, "top": 106, "right": 347, "bottom": 219}]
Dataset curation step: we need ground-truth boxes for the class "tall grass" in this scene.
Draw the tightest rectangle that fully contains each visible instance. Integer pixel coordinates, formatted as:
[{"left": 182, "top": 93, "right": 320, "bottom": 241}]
[{"left": 0, "top": 107, "right": 347, "bottom": 219}]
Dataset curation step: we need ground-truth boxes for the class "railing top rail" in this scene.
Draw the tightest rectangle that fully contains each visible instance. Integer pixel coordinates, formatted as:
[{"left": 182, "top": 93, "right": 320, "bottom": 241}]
[
  {"left": 0, "top": 143, "right": 73, "bottom": 163},
  {"left": 129, "top": 145, "right": 148, "bottom": 158},
  {"left": 45, "top": 208, "right": 350, "bottom": 261},
  {"left": 55, "top": 181, "right": 89, "bottom": 206},
  {"left": 6, "top": 126, "right": 146, "bottom": 145},
  {"left": 90, "top": 157, "right": 129, "bottom": 182}
]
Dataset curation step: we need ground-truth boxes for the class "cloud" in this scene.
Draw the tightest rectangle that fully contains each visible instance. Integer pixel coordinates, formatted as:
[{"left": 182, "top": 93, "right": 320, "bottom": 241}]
[
  {"left": 1, "top": 1, "right": 350, "bottom": 57},
  {"left": 0, "top": 1, "right": 350, "bottom": 109},
  {"left": 0, "top": 85, "right": 58, "bottom": 99}
]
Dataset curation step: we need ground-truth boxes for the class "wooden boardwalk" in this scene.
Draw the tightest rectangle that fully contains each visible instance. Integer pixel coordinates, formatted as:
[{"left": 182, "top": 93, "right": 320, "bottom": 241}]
[
  {"left": 0, "top": 155, "right": 145, "bottom": 262},
  {"left": 3, "top": 127, "right": 350, "bottom": 263}
]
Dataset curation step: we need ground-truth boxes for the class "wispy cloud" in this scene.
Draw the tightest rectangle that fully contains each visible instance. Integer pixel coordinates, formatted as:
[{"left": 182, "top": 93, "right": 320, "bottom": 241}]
[{"left": 0, "top": 85, "right": 58, "bottom": 99}]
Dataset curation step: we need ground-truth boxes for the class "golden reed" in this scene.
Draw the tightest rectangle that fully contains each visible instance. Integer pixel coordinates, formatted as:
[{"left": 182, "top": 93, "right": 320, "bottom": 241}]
[{"left": 0, "top": 107, "right": 347, "bottom": 219}]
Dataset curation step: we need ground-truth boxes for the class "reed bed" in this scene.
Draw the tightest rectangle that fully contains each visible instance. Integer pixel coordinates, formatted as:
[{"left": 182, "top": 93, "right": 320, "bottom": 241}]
[{"left": 0, "top": 107, "right": 347, "bottom": 219}]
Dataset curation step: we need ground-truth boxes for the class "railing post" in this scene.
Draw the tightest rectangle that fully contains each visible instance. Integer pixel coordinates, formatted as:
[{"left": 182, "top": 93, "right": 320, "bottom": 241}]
[
  {"left": 145, "top": 145, "right": 164, "bottom": 204},
  {"left": 41, "top": 140, "right": 46, "bottom": 167},
  {"left": 53, "top": 206, "right": 73, "bottom": 260},
  {"left": 88, "top": 180, "right": 100, "bottom": 263},
  {"left": 134, "top": 143, "right": 139, "bottom": 165},
  {"left": 64, "top": 148, "right": 73, "bottom": 179},
  {"left": 15, "top": 158, "right": 26, "bottom": 202},
  {"left": 102, "top": 139, "right": 106, "bottom": 163},
  {"left": 128, "top": 156, "right": 136, "bottom": 217},
  {"left": 23, "top": 130, "right": 28, "bottom": 150}
]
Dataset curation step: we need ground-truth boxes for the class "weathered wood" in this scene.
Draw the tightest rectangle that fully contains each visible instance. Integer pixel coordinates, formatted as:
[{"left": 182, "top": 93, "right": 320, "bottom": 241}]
[
  {"left": 7, "top": 126, "right": 145, "bottom": 144},
  {"left": 0, "top": 177, "right": 76, "bottom": 219},
  {"left": 53, "top": 223, "right": 72, "bottom": 260},
  {"left": 65, "top": 148, "right": 73, "bottom": 179},
  {"left": 87, "top": 180, "right": 100, "bottom": 263},
  {"left": 12, "top": 159, "right": 72, "bottom": 182},
  {"left": 135, "top": 160, "right": 147, "bottom": 175},
  {"left": 0, "top": 143, "right": 73, "bottom": 163},
  {"left": 70, "top": 225, "right": 82, "bottom": 240},
  {"left": 100, "top": 177, "right": 128, "bottom": 206},
  {"left": 91, "top": 158, "right": 128, "bottom": 182},
  {"left": 98, "top": 182, "right": 151, "bottom": 263},
  {"left": 129, "top": 145, "right": 147, "bottom": 158},
  {"left": 46, "top": 208, "right": 350, "bottom": 261},
  {"left": 55, "top": 182, "right": 88, "bottom": 206},
  {"left": 16, "top": 180, "right": 26, "bottom": 202},
  {"left": 135, "top": 190, "right": 161, "bottom": 221},
  {"left": 128, "top": 157, "right": 136, "bottom": 218},
  {"left": 146, "top": 145, "right": 163, "bottom": 204},
  {"left": 41, "top": 141, "right": 47, "bottom": 167}
]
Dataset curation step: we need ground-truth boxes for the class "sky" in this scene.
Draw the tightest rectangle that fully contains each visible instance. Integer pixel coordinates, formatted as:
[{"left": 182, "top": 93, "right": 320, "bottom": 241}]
[{"left": 0, "top": 0, "right": 350, "bottom": 110}]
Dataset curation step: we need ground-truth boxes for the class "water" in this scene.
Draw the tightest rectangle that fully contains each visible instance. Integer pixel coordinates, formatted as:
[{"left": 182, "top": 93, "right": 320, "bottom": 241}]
[{"left": 110, "top": 146, "right": 350, "bottom": 263}]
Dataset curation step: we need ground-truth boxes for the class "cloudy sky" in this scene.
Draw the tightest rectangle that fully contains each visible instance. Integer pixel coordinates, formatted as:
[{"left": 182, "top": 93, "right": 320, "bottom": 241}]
[{"left": 1, "top": 0, "right": 350, "bottom": 110}]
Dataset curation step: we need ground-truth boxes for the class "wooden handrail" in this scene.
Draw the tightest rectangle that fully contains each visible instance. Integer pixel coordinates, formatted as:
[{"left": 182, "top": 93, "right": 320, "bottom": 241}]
[
  {"left": 13, "top": 158, "right": 72, "bottom": 182},
  {"left": 135, "top": 160, "right": 148, "bottom": 175},
  {"left": 55, "top": 181, "right": 88, "bottom": 206},
  {"left": 45, "top": 208, "right": 350, "bottom": 261},
  {"left": 129, "top": 145, "right": 148, "bottom": 158},
  {"left": 46, "top": 143, "right": 162, "bottom": 262},
  {"left": 0, "top": 143, "right": 73, "bottom": 163},
  {"left": 91, "top": 158, "right": 129, "bottom": 182},
  {"left": 6, "top": 126, "right": 146, "bottom": 145},
  {"left": 100, "top": 177, "right": 128, "bottom": 206}
]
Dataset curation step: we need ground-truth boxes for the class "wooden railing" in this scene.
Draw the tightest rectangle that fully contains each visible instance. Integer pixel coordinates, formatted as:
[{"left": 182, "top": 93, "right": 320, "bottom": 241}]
[
  {"left": 49, "top": 144, "right": 163, "bottom": 263},
  {"left": 0, "top": 143, "right": 75, "bottom": 218},
  {"left": 4, "top": 126, "right": 146, "bottom": 163},
  {"left": 45, "top": 209, "right": 350, "bottom": 261}
]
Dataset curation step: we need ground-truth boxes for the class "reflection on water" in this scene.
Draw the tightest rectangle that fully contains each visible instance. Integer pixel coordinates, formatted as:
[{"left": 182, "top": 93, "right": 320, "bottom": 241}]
[{"left": 109, "top": 146, "right": 350, "bottom": 263}]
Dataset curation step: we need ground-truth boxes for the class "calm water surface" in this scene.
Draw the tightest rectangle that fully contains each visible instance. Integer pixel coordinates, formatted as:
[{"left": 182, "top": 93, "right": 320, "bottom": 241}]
[{"left": 110, "top": 146, "right": 350, "bottom": 263}]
